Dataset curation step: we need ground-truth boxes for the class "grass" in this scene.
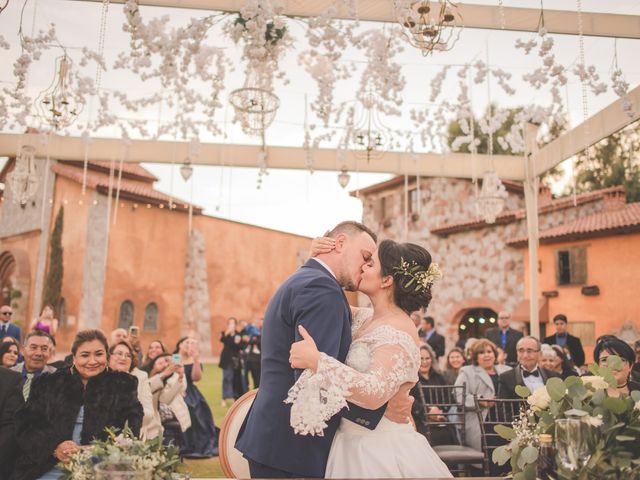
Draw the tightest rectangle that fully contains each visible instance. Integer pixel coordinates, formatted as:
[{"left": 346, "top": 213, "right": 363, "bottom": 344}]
[{"left": 177, "top": 363, "right": 236, "bottom": 478}]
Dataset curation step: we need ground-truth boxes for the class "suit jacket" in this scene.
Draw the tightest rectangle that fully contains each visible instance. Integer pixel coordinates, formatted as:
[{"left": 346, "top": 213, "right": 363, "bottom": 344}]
[
  {"left": 497, "top": 365, "right": 560, "bottom": 399},
  {"left": 485, "top": 327, "right": 523, "bottom": 365},
  {"left": 543, "top": 333, "right": 585, "bottom": 367},
  {"left": 0, "top": 367, "right": 22, "bottom": 479},
  {"left": 426, "top": 331, "right": 446, "bottom": 358},
  {"left": 0, "top": 322, "right": 21, "bottom": 343},
  {"left": 454, "top": 364, "right": 511, "bottom": 451},
  {"left": 235, "top": 259, "right": 385, "bottom": 477}
]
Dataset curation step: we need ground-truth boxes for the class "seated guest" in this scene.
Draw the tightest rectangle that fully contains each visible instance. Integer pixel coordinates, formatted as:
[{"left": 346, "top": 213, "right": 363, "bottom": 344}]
[
  {"left": 410, "top": 344, "right": 456, "bottom": 446},
  {"left": 143, "top": 339, "right": 167, "bottom": 368},
  {"left": 543, "top": 314, "right": 585, "bottom": 368},
  {"left": 11, "top": 330, "right": 56, "bottom": 400},
  {"left": 0, "top": 338, "right": 19, "bottom": 368},
  {"left": 455, "top": 339, "right": 511, "bottom": 452},
  {"left": 631, "top": 340, "right": 640, "bottom": 384},
  {"left": 145, "top": 353, "right": 191, "bottom": 446},
  {"left": 0, "top": 366, "right": 22, "bottom": 479},
  {"left": 550, "top": 344, "right": 580, "bottom": 379},
  {"left": 594, "top": 335, "right": 640, "bottom": 394},
  {"left": 498, "top": 336, "right": 559, "bottom": 399},
  {"left": 109, "top": 341, "right": 159, "bottom": 440},
  {"left": 539, "top": 344, "right": 560, "bottom": 373},
  {"left": 496, "top": 347, "right": 508, "bottom": 366},
  {"left": 443, "top": 347, "right": 465, "bottom": 384},
  {"left": 12, "top": 329, "right": 143, "bottom": 480}
]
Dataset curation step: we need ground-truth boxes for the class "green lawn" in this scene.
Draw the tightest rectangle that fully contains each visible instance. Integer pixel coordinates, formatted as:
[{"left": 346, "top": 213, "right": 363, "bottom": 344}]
[{"left": 178, "top": 363, "right": 240, "bottom": 478}]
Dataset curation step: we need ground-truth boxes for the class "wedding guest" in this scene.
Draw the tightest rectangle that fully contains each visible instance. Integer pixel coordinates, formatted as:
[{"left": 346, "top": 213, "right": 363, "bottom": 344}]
[
  {"left": 464, "top": 337, "right": 479, "bottom": 364},
  {"left": 632, "top": 340, "right": 640, "bottom": 384},
  {"left": 109, "top": 341, "right": 158, "bottom": 440},
  {"left": 550, "top": 344, "right": 580, "bottom": 379},
  {"left": 543, "top": 314, "right": 585, "bottom": 367},
  {"left": 496, "top": 346, "right": 508, "bottom": 366},
  {"left": 144, "top": 339, "right": 166, "bottom": 367},
  {"left": 593, "top": 335, "right": 640, "bottom": 394},
  {"left": 410, "top": 344, "right": 456, "bottom": 446},
  {"left": 498, "top": 336, "right": 559, "bottom": 399},
  {"left": 539, "top": 343, "right": 559, "bottom": 372},
  {"left": 443, "top": 347, "right": 466, "bottom": 384},
  {"left": 485, "top": 311, "right": 523, "bottom": 366},
  {"left": 0, "top": 304, "right": 21, "bottom": 342},
  {"left": 29, "top": 304, "right": 58, "bottom": 338},
  {"left": 144, "top": 353, "right": 191, "bottom": 446},
  {"left": 175, "top": 337, "right": 219, "bottom": 458},
  {"left": 219, "top": 317, "right": 244, "bottom": 406},
  {"left": 418, "top": 316, "right": 445, "bottom": 358},
  {"left": 0, "top": 366, "right": 22, "bottom": 479},
  {"left": 0, "top": 338, "right": 19, "bottom": 368},
  {"left": 110, "top": 327, "right": 129, "bottom": 345},
  {"left": 455, "top": 339, "right": 511, "bottom": 452},
  {"left": 12, "top": 329, "right": 142, "bottom": 480},
  {"left": 244, "top": 318, "right": 262, "bottom": 389},
  {"left": 11, "top": 330, "right": 56, "bottom": 401}
]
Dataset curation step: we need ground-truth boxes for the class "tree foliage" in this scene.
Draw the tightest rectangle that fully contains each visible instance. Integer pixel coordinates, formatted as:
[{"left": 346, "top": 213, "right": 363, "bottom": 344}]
[{"left": 42, "top": 206, "right": 64, "bottom": 311}]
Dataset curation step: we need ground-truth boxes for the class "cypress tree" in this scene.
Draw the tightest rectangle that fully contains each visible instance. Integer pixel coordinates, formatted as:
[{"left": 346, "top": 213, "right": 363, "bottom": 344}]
[{"left": 42, "top": 205, "right": 64, "bottom": 310}]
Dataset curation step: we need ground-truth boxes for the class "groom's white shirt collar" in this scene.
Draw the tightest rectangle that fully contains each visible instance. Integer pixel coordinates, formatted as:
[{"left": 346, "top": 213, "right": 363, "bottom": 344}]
[{"left": 310, "top": 257, "right": 336, "bottom": 279}]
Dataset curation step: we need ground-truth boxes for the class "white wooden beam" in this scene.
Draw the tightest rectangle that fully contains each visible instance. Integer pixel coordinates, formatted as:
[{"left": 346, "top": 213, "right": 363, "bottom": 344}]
[
  {"left": 0, "top": 133, "right": 527, "bottom": 180},
  {"left": 75, "top": 0, "right": 640, "bottom": 39},
  {"left": 534, "top": 84, "right": 640, "bottom": 177}
]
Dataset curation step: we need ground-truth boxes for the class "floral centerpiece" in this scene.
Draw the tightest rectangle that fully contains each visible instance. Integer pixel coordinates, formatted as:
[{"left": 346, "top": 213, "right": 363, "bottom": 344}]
[
  {"left": 59, "top": 426, "right": 180, "bottom": 480},
  {"left": 493, "top": 356, "right": 640, "bottom": 480}
]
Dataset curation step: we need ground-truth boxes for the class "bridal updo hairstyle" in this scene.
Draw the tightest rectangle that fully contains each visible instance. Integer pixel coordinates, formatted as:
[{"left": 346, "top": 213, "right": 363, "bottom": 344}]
[{"left": 378, "top": 239, "right": 434, "bottom": 314}]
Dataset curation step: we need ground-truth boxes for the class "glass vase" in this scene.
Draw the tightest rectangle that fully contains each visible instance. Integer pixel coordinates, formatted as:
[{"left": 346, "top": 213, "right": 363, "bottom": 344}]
[
  {"left": 555, "top": 418, "right": 592, "bottom": 472},
  {"left": 94, "top": 462, "right": 152, "bottom": 480}
]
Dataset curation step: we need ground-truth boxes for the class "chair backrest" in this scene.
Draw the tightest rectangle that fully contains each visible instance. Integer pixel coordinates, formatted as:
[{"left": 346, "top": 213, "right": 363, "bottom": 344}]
[
  {"left": 219, "top": 389, "right": 257, "bottom": 478},
  {"left": 416, "top": 384, "right": 467, "bottom": 444},
  {"left": 476, "top": 397, "right": 527, "bottom": 458}
]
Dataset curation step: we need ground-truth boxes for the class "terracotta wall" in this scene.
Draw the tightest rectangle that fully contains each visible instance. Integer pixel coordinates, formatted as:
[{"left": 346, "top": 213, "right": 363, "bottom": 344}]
[{"left": 521, "top": 233, "right": 640, "bottom": 363}]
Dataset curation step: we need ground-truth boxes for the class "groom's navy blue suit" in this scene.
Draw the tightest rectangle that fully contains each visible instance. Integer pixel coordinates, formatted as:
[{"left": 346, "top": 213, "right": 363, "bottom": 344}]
[{"left": 235, "top": 259, "right": 385, "bottom": 477}]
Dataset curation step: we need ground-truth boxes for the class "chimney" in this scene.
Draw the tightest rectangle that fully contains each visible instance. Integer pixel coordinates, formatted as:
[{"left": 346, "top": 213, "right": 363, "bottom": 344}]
[
  {"left": 603, "top": 188, "right": 626, "bottom": 211},
  {"left": 538, "top": 185, "right": 552, "bottom": 207}
]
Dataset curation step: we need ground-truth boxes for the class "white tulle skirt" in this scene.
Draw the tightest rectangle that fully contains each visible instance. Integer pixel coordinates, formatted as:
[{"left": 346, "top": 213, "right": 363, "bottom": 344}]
[{"left": 325, "top": 417, "right": 453, "bottom": 478}]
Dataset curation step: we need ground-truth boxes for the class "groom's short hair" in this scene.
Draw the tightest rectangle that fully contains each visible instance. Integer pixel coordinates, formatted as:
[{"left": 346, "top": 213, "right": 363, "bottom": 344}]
[{"left": 327, "top": 221, "right": 377, "bottom": 243}]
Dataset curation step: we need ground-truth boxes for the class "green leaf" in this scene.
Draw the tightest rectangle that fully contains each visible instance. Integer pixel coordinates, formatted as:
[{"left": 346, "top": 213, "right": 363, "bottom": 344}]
[
  {"left": 405, "top": 278, "right": 415, "bottom": 287},
  {"left": 546, "top": 377, "right": 567, "bottom": 401},
  {"left": 592, "top": 389, "right": 606, "bottom": 405},
  {"left": 565, "top": 375, "right": 582, "bottom": 387},
  {"left": 515, "top": 385, "right": 531, "bottom": 398},
  {"left": 588, "top": 363, "right": 600, "bottom": 376},
  {"left": 631, "top": 390, "right": 640, "bottom": 402},
  {"left": 615, "top": 435, "right": 635, "bottom": 442},
  {"left": 603, "top": 396, "right": 628, "bottom": 414},
  {"left": 606, "top": 355, "right": 623, "bottom": 371},
  {"left": 568, "top": 382, "right": 588, "bottom": 399},
  {"left": 520, "top": 445, "right": 539, "bottom": 464},
  {"left": 492, "top": 445, "right": 512, "bottom": 466},
  {"left": 523, "top": 463, "right": 537, "bottom": 480},
  {"left": 494, "top": 424, "right": 517, "bottom": 440}
]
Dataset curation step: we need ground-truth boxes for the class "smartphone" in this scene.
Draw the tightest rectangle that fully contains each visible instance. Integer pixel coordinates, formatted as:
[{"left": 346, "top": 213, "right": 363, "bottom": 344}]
[
  {"left": 129, "top": 326, "right": 139, "bottom": 337},
  {"left": 172, "top": 353, "right": 182, "bottom": 364}
]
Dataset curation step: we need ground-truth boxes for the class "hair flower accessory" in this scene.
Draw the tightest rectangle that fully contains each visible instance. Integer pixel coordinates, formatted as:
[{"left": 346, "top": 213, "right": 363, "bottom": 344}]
[{"left": 393, "top": 258, "right": 442, "bottom": 294}]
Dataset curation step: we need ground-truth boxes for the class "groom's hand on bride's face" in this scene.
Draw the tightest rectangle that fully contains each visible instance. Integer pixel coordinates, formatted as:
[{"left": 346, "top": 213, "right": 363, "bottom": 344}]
[
  {"left": 384, "top": 390, "right": 414, "bottom": 424},
  {"left": 309, "top": 235, "right": 335, "bottom": 257}
]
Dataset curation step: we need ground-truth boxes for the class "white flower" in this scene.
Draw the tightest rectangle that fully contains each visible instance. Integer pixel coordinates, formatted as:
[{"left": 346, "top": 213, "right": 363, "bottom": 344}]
[
  {"left": 527, "top": 386, "right": 551, "bottom": 411},
  {"left": 583, "top": 414, "right": 603, "bottom": 427},
  {"left": 634, "top": 400, "right": 640, "bottom": 412},
  {"left": 581, "top": 375, "right": 609, "bottom": 391},
  {"left": 114, "top": 434, "right": 133, "bottom": 447}
]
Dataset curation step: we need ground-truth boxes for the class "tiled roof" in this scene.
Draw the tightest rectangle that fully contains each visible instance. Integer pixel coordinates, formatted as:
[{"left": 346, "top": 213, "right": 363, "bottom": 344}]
[
  {"left": 59, "top": 160, "right": 158, "bottom": 183},
  {"left": 52, "top": 163, "right": 201, "bottom": 213},
  {"left": 507, "top": 202, "right": 640, "bottom": 246},
  {"left": 430, "top": 186, "right": 626, "bottom": 235}
]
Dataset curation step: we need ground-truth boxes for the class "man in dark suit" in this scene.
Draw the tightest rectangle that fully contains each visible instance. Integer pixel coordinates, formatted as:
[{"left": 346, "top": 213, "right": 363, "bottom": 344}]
[
  {"left": 543, "top": 314, "right": 585, "bottom": 368},
  {"left": 236, "top": 221, "right": 410, "bottom": 478},
  {"left": 0, "top": 305, "right": 21, "bottom": 343},
  {"left": 418, "top": 316, "right": 445, "bottom": 358},
  {"left": 0, "top": 366, "right": 22, "bottom": 479},
  {"left": 498, "top": 336, "right": 559, "bottom": 398},
  {"left": 485, "top": 311, "right": 523, "bottom": 366}
]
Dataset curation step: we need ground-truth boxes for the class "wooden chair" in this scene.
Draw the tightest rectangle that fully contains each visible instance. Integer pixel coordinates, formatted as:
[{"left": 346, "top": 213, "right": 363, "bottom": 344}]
[{"left": 218, "top": 389, "right": 257, "bottom": 479}]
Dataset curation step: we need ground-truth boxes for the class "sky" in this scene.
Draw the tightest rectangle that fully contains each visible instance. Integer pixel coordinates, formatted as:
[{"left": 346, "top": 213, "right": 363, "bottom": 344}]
[{"left": 1, "top": 0, "right": 639, "bottom": 236}]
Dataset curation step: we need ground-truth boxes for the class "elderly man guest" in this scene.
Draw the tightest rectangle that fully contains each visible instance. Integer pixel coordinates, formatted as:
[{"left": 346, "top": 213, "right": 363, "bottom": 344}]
[
  {"left": 0, "top": 304, "right": 21, "bottom": 343},
  {"left": 11, "top": 330, "right": 56, "bottom": 401},
  {"left": 485, "top": 311, "right": 523, "bottom": 366},
  {"left": 497, "top": 336, "right": 559, "bottom": 398},
  {"left": 543, "top": 314, "right": 585, "bottom": 368}
]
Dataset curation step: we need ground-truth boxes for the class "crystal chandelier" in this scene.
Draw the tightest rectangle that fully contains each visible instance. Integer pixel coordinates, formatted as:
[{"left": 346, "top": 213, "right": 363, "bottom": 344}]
[
  {"left": 394, "top": 0, "right": 463, "bottom": 55},
  {"left": 229, "top": 69, "right": 280, "bottom": 140},
  {"left": 35, "top": 54, "right": 84, "bottom": 130},
  {"left": 351, "top": 91, "right": 392, "bottom": 163},
  {"left": 6, "top": 145, "right": 40, "bottom": 206},
  {"left": 476, "top": 170, "right": 507, "bottom": 224}
]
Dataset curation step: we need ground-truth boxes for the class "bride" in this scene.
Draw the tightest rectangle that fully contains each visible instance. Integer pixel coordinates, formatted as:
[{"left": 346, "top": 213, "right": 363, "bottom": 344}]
[{"left": 286, "top": 238, "right": 452, "bottom": 478}]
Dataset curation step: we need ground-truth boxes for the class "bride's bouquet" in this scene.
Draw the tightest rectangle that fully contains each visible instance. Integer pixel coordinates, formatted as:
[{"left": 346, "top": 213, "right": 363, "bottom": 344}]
[{"left": 58, "top": 425, "right": 181, "bottom": 480}]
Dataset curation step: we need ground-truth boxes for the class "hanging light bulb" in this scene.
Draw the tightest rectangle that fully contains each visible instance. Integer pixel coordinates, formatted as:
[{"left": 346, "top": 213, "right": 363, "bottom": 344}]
[
  {"left": 35, "top": 54, "right": 84, "bottom": 130},
  {"left": 180, "top": 160, "right": 193, "bottom": 181},
  {"left": 337, "top": 166, "right": 351, "bottom": 189},
  {"left": 6, "top": 145, "right": 40, "bottom": 206}
]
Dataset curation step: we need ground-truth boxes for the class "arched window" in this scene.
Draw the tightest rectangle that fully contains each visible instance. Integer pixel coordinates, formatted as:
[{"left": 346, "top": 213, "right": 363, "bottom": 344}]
[
  {"left": 118, "top": 300, "right": 134, "bottom": 329},
  {"left": 458, "top": 308, "right": 498, "bottom": 340},
  {"left": 57, "top": 297, "right": 66, "bottom": 328},
  {"left": 144, "top": 302, "right": 159, "bottom": 331}
]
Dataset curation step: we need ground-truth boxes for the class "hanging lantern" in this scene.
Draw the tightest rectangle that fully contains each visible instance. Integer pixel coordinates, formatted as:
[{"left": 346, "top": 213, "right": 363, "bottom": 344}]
[
  {"left": 476, "top": 170, "right": 507, "bottom": 223},
  {"left": 337, "top": 166, "right": 351, "bottom": 189},
  {"left": 6, "top": 145, "right": 40, "bottom": 206},
  {"left": 35, "top": 54, "right": 84, "bottom": 130},
  {"left": 351, "top": 91, "right": 392, "bottom": 163},
  {"left": 180, "top": 160, "right": 193, "bottom": 181}
]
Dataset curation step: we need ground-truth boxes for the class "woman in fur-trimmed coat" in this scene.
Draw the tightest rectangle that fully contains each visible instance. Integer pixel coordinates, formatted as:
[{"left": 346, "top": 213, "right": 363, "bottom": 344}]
[{"left": 12, "top": 329, "right": 143, "bottom": 480}]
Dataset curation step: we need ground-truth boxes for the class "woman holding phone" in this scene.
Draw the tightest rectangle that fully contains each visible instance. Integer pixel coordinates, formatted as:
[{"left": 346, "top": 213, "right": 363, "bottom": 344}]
[{"left": 174, "top": 337, "right": 219, "bottom": 458}]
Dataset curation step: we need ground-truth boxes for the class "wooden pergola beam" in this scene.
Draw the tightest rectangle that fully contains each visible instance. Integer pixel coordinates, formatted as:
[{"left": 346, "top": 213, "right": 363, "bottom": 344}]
[
  {"left": 0, "top": 133, "right": 527, "bottom": 180},
  {"left": 75, "top": 0, "right": 640, "bottom": 39}
]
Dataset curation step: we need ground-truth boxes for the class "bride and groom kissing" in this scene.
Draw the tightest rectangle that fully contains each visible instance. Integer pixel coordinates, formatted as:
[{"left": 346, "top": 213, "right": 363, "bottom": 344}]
[{"left": 235, "top": 221, "right": 451, "bottom": 478}]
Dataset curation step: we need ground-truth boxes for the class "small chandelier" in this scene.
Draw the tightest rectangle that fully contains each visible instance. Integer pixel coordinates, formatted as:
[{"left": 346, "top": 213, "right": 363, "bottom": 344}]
[
  {"left": 395, "top": 0, "right": 463, "bottom": 55},
  {"left": 35, "top": 54, "right": 84, "bottom": 130},
  {"left": 229, "top": 71, "right": 280, "bottom": 139},
  {"left": 337, "top": 166, "right": 351, "bottom": 189},
  {"left": 6, "top": 145, "right": 40, "bottom": 206},
  {"left": 351, "top": 91, "right": 392, "bottom": 163},
  {"left": 476, "top": 170, "right": 507, "bottom": 224}
]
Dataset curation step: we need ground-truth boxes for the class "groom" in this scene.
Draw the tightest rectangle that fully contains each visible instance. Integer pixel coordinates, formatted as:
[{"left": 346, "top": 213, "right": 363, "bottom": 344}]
[{"left": 236, "top": 221, "right": 411, "bottom": 478}]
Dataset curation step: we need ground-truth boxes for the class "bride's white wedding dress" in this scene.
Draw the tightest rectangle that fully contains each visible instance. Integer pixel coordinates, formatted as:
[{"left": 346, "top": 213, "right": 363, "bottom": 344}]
[{"left": 286, "top": 308, "right": 452, "bottom": 478}]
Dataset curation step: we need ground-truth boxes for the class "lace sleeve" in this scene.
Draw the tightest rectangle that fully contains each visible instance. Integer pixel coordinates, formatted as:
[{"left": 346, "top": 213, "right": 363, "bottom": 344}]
[{"left": 285, "top": 327, "right": 419, "bottom": 436}]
